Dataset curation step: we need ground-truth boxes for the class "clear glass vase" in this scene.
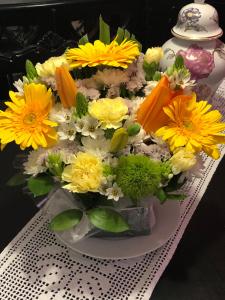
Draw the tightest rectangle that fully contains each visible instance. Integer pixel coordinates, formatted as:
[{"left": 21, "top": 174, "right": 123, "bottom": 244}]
[{"left": 42, "top": 188, "right": 156, "bottom": 245}]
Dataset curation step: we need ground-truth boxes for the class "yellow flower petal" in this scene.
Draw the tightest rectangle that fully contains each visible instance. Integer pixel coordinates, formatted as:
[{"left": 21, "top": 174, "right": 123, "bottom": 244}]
[
  {"left": 66, "top": 39, "right": 140, "bottom": 69},
  {"left": 0, "top": 83, "right": 58, "bottom": 150},
  {"left": 156, "top": 93, "right": 225, "bottom": 158}
]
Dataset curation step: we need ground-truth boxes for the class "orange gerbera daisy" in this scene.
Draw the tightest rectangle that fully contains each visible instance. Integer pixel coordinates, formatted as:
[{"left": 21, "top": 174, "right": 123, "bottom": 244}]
[
  {"left": 66, "top": 39, "right": 140, "bottom": 69},
  {"left": 0, "top": 83, "right": 58, "bottom": 150},
  {"left": 156, "top": 93, "right": 225, "bottom": 159}
]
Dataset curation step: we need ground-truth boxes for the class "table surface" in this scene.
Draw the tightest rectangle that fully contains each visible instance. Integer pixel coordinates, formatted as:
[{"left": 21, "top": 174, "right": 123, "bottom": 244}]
[{"left": 0, "top": 147, "right": 225, "bottom": 300}]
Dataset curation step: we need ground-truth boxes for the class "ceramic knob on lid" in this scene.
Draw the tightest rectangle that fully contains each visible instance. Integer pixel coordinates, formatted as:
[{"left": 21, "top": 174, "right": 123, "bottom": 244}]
[
  {"left": 172, "top": 0, "right": 223, "bottom": 41},
  {"left": 160, "top": 0, "right": 225, "bottom": 101}
]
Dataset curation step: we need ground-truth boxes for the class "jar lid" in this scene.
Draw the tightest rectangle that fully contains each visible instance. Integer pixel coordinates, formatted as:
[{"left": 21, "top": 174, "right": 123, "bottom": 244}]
[{"left": 172, "top": 0, "right": 223, "bottom": 41}]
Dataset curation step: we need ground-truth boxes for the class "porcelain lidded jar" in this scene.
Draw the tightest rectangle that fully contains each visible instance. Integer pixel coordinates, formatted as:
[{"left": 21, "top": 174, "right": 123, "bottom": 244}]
[{"left": 160, "top": 0, "right": 225, "bottom": 100}]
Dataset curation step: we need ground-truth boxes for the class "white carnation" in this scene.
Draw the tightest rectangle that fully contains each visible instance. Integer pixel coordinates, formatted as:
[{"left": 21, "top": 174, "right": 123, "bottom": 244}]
[{"left": 23, "top": 148, "right": 47, "bottom": 176}]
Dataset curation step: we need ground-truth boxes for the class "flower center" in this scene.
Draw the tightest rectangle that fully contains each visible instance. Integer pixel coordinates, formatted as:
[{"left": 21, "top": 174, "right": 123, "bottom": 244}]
[
  {"left": 23, "top": 113, "right": 37, "bottom": 125},
  {"left": 183, "top": 119, "right": 194, "bottom": 130}
]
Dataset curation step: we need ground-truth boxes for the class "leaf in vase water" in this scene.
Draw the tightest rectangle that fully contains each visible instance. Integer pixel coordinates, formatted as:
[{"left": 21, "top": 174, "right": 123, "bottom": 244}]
[
  {"left": 87, "top": 207, "right": 130, "bottom": 233},
  {"left": 49, "top": 209, "right": 83, "bottom": 231}
]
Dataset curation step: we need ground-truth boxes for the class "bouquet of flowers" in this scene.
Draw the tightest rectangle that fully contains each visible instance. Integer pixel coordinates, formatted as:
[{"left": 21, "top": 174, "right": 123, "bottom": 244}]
[{"left": 1, "top": 17, "right": 225, "bottom": 237}]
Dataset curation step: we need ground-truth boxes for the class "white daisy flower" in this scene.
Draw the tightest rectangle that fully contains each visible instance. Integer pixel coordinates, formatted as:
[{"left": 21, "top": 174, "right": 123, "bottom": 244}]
[
  {"left": 13, "top": 76, "right": 30, "bottom": 95},
  {"left": 49, "top": 103, "right": 73, "bottom": 124},
  {"left": 81, "top": 136, "right": 110, "bottom": 159},
  {"left": 168, "top": 69, "right": 196, "bottom": 90},
  {"left": 58, "top": 123, "right": 77, "bottom": 141},
  {"left": 76, "top": 116, "right": 103, "bottom": 139},
  {"left": 105, "top": 183, "right": 124, "bottom": 201}
]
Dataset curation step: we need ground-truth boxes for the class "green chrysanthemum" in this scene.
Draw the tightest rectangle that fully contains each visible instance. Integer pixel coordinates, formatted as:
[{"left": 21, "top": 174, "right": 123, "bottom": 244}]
[{"left": 115, "top": 155, "right": 162, "bottom": 201}]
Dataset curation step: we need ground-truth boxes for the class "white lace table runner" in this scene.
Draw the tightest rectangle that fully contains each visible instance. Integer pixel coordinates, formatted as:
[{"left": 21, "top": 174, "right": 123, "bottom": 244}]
[{"left": 0, "top": 83, "right": 225, "bottom": 300}]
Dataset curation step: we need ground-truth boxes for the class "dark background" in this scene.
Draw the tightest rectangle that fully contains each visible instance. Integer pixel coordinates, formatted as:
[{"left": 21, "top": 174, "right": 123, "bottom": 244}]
[{"left": 0, "top": 1, "right": 224, "bottom": 299}]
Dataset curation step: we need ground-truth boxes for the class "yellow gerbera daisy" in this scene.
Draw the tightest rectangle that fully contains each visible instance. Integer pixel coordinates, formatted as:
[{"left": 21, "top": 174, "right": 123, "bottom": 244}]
[
  {"left": 156, "top": 93, "right": 225, "bottom": 159},
  {"left": 66, "top": 39, "right": 140, "bottom": 69},
  {"left": 0, "top": 83, "right": 58, "bottom": 150}
]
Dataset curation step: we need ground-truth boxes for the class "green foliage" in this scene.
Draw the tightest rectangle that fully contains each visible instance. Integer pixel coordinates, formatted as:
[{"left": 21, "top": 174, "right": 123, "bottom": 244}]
[
  {"left": 6, "top": 173, "right": 26, "bottom": 186},
  {"left": 160, "top": 161, "right": 172, "bottom": 183},
  {"left": 115, "top": 155, "right": 162, "bottom": 201},
  {"left": 153, "top": 71, "right": 162, "bottom": 81},
  {"left": 174, "top": 55, "right": 184, "bottom": 70},
  {"left": 87, "top": 207, "right": 129, "bottom": 233},
  {"left": 47, "top": 153, "right": 64, "bottom": 177},
  {"left": 78, "top": 34, "right": 89, "bottom": 45},
  {"left": 110, "top": 128, "right": 128, "bottom": 153},
  {"left": 49, "top": 209, "right": 83, "bottom": 231},
  {"left": 127, "top": 123, "right": 141, "bottom": 136},
  {"left": 76, "top": 92, "right": 88, "bottom": 118},
  {"left": 76, "top": 192, "right": 114, "bottom": 209},
  {"left": 143, "top": 61, "right": 159, "bottom": 81},
  {"left": 115, "top": 27, "right": 142, "bottom": 50},
  {"left": 25, "top": 59, "right": 38, "bottom": 81},
  {"left": 155, "top": 187, "right": 186, "bottom": 203},
  {"left": 27, "top": 175, "right": 54, "bottom": 197},
  {"left": 166, "top": 55, "right": 187, "bottom": 76},
  {"left": 103, "top": 164, "right": 114, "bottom": 177},
  {"left": 99, "top": 15, "right": 110, "bottom": 44},
  {"left": 104, "top": 128, "right": 115, "bottom": 139},
  {"left": 119, "top": 84, "right": 134, "bottom": 99},
  {"left": 155, "top": 188, "right": 167, "bottom": 204}
]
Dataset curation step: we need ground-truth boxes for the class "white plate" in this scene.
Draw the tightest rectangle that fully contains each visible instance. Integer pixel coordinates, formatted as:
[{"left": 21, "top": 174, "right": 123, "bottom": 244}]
[{"left": 56, "top": 199, "right": 180, "bottom": 260}]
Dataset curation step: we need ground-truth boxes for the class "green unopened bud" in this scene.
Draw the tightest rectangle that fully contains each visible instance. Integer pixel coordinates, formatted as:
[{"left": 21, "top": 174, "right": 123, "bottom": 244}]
[
  {"left": 25, "top": 59, "right": 38, "bottom": 81},
  {"left": 127, "top": 123, "right": 141, "bottom": 136},
  {"left": 153, "top": 71, "right": 162, "bottom": 81},
  {"left": 110, "top": 128, "right": 128, "bottom": 153},
  {"left": 47, "top": 153, "right": 64, "bottom": 177}
]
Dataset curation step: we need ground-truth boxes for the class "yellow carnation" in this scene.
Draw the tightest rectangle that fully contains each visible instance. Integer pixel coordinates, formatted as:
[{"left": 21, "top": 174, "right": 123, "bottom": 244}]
[
  {"left": 144, "top": 47, "right": 164, "bottom": 64},
  {"left": 88, "top": 98, "right": 128, "bottom": 129},
  {"left": 62, "top": 152, "right": 103, "bottom": 193},
  {"left": 170, "top": 148, "right": 197, "bottom": 175},
  {"left": 35, "top": 55, "right": 69, "bottom": 78}
]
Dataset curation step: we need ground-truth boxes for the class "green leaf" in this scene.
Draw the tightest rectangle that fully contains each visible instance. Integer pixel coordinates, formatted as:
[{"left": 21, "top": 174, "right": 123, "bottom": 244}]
[
  {"left": 87, "top": 207, "right": 129, "bottom": 233},
  {"left": 49, "top": 209, "right": 83, "bottom": 231},
  {"left": 25, "top": 59, "right": 38, "bottom": 80},
  {"left": 124, "top": 29, "right": 130, "bottom": 40},
  {"left": 6, "top": 173, "right": 26, "bottom": 186},
  {"left": 115, "top": 27, "right": 124, "bottom": 44},
  {"left": 99, "top": 15, "right": 110, "bottom": 44},
  {"left": 153, "top": 71, "right": 162, "bottom": 81},
  {"left": 166, "top": 193, "right": 186, "bottom": 200},
  {"left": 174, "top": 55, "right": 184, "bottom": 70},
  {"left": 155, "top": 188, "right": 167, "bottom": 204},
  {"left": 76, "top": 92, "right": 88, "bottom": 118},
  {"left": 78, "top": 34, "right": 89, "bottom": 45},
  {"left": 104, "top": 128, "right": 115, "bottom": 139},
  {"left": 27, "top": 175, "right": 54, "bottom": 197}
]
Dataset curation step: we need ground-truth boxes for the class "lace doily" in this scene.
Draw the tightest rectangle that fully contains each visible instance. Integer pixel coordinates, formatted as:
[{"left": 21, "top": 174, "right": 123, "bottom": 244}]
[{"left": 0, "top": 82, "right": 225, "bottom": 300}]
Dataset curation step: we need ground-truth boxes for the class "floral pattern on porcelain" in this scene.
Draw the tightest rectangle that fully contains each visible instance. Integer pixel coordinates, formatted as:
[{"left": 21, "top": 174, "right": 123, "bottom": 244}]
[
  {"left": 177, "top": 7, "right": 207, "bottom": 32},
  {"left": 177, "top": 44, "right": 215, "bottom": 80},
  {"left": 193, "top": 83, "right": 212, "bottom": 101}
]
